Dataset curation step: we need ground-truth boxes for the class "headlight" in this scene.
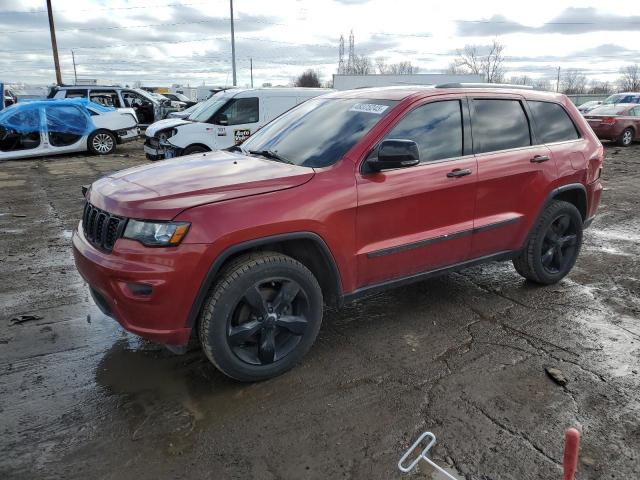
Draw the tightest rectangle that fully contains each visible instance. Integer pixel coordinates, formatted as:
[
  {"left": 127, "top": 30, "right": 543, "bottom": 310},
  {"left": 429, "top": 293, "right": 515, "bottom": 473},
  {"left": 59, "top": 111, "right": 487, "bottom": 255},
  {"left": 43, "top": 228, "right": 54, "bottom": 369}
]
[
  {"left": 157, "top": 128, "right": 177, "bottom": 142},
  {"left": 123, "top": 220, "right": 190, "bottom": 247}
]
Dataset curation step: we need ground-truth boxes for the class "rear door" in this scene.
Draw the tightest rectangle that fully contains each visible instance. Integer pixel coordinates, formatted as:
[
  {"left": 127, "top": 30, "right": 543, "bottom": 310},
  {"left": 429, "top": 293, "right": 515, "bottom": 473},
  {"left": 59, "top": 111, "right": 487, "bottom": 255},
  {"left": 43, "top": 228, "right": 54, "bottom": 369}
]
[
  {"left": 470, "top": 96, "right": 556, "bottom": 258},
  {"left": 355, "top": 96, "right": 477, "bottom": 287},
  {"left": 628, "top": 106, "right": 640, "bottom": 139}
]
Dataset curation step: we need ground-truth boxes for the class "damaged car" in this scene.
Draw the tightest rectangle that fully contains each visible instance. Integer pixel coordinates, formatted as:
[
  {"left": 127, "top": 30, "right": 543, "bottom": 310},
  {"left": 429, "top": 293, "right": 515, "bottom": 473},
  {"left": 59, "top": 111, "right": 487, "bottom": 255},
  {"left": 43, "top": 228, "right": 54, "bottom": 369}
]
[
  {"left": 0, "top": 98, "right": 139, "bottom": 160},
  {"left": 48, "top": 85, "right": 178, "bottom": 126}
]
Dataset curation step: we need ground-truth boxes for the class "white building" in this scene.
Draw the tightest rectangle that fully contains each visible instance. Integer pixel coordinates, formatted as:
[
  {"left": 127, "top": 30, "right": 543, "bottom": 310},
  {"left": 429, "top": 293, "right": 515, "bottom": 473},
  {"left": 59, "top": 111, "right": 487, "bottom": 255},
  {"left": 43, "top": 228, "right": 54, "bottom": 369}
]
[{"left": 332, "top": 74, "right": 484, "bottom": 90}]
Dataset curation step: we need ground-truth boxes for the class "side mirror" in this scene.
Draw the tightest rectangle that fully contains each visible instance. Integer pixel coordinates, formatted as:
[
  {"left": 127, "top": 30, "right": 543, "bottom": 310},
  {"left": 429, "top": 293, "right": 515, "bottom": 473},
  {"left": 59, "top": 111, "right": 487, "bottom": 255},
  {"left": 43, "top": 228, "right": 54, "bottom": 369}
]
[
  {"left": 367, "top": 139, "right": 420, "bottom": 172},
  {"left": 216, "top": 113, "right": 229, "bottom": 126}
]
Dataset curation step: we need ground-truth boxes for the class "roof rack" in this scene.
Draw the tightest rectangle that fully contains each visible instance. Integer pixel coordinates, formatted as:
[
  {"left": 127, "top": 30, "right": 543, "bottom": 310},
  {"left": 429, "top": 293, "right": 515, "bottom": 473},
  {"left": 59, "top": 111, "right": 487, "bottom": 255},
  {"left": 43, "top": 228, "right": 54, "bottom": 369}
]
[{"left": 435, "top": 83, "right": 534, "bottom": 90}]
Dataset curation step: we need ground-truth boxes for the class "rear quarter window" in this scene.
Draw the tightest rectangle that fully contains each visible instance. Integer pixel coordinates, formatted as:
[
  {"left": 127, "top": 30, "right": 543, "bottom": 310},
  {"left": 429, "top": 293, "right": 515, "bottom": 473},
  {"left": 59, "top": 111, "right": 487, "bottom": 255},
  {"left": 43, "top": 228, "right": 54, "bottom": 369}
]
[{"left": 528, "top": 101, "right": 579, "bottom": 144}]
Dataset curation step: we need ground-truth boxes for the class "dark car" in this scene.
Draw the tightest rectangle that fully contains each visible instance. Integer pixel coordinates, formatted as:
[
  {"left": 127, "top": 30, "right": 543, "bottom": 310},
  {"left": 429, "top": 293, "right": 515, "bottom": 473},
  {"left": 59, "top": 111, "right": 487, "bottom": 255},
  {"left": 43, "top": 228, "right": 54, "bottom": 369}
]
[
  {"left": 74, "top": 85, "right": 604, "bottom": 381},
  {"left": 585, "top": 103, "right": 640, "bottom": 146}
]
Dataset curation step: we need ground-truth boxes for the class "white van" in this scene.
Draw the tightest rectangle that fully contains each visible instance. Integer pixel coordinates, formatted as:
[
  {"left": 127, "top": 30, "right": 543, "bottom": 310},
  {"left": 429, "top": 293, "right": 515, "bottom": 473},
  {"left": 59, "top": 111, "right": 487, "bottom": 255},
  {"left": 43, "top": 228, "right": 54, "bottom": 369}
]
[{"left": 143, "top": 87, "right": 329, "bottom": 160}]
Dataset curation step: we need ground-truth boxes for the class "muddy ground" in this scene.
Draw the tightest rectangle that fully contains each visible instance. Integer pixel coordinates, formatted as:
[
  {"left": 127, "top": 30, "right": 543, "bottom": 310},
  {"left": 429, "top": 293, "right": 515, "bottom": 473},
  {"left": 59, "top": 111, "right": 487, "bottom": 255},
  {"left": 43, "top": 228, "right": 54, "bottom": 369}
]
[{"left": 0, "top": 140, "right": 639, "bottom": 480}]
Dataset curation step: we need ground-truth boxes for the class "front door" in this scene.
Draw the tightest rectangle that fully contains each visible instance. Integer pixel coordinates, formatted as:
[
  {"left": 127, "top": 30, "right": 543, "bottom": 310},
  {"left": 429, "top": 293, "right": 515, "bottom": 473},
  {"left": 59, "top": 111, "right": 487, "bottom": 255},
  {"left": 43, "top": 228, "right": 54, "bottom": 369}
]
[
  {"left": 213, "top": 96, "right": 260, "bottom": 147},
  {"left": 469, "top": 96, "right": 557, "bottom": 258},
  {"left": 355, "top": 98, "right": 477, "bottom": 287}
]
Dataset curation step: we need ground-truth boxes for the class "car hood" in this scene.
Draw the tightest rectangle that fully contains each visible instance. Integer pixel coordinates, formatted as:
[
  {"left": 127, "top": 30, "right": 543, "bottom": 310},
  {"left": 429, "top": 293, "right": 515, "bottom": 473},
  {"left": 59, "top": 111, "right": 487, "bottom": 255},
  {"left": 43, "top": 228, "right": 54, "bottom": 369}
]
[
  {"left": 145, "top": 118, "right": 192, "bottom": 137},
  {"left": 87, "top": 150, "right": 315, "bottom": 219}
]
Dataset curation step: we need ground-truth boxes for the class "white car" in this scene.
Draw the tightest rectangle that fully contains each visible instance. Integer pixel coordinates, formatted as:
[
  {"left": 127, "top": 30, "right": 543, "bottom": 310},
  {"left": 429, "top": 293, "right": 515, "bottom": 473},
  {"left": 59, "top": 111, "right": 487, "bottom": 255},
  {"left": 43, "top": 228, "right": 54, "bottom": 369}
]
[
  {"left": 143, "top": 87, "right": 330, "bottom": 160},
  {"left": 0, "top": 99, "right": 139, "bottom": 160},
  {"left": 577, "top": 100, "right": 602, "bottom": 114}
]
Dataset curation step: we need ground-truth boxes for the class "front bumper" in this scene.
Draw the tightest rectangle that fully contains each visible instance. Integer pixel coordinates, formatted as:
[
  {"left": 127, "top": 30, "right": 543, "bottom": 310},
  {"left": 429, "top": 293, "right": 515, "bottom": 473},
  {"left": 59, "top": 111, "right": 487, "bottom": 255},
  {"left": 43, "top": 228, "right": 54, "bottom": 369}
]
[
  {"left": 143, "top": 137, "right": 182, "bottom": 160},
  {"left": 72, "top": 223, "right": 209, "bottom": 347}
]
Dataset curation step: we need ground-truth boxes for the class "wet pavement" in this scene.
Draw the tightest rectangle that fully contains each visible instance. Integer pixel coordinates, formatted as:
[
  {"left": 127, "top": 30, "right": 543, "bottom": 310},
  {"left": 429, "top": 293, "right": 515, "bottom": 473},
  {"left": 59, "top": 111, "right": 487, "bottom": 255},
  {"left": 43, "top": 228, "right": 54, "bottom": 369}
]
[{"left": 1, "top": 140, "right": 639, "bottom": 479}]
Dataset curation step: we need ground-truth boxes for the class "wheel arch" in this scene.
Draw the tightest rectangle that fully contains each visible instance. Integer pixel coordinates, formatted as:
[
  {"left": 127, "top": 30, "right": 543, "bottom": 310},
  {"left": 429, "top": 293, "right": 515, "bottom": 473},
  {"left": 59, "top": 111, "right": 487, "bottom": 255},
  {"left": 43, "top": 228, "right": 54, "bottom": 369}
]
[
  {"left": 547, "top": 183, "right": 587, "bottom": 220},
  {"left": 186, "top": 232, "right": 343, "bottom": 331},
  {"left": 184, "top": 143, "right": 211, "bottom": 153}
]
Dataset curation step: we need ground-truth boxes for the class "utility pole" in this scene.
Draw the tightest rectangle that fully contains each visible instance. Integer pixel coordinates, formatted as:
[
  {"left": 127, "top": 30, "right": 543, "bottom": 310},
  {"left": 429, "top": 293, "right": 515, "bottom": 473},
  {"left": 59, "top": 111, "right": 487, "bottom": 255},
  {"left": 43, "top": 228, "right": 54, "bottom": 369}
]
[
  {"left": 556, "top": 66, "right": 561, "bottom": 93},
  {"left": 71, "top": 50, "right": 77, "bottom": 85},
  {"left": 229, "top": 0, "right": 237, "bottom": 87},
  {"left": 250, "top": 57, "right": 253, "bottom": 88},
  {"left": 46, "top": 0, "right": 62, "bottom": 85}
]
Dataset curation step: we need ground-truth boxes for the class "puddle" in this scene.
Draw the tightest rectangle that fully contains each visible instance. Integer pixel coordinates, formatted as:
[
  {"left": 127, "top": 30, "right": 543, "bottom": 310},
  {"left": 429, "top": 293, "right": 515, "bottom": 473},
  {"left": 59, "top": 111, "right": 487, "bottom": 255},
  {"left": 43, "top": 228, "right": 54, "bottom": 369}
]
[{"left": 61, "top": 229, "right": 73, "bottom": 240}]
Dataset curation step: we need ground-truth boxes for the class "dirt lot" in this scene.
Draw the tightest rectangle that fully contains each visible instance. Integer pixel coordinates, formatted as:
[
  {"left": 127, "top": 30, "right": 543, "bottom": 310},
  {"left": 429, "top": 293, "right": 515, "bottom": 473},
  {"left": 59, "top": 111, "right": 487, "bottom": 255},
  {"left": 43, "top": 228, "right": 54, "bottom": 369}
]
[{"left": 0, "top": 139, "right": 639, "bottom": 480}]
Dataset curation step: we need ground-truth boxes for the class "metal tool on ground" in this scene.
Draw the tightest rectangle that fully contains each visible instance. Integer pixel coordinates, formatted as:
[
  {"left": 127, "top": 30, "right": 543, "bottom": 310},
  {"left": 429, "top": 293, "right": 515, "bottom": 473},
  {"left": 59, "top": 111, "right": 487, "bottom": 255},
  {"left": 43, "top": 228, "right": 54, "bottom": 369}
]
[
  {"left": 399, "top": 427, "right": 581, "bottom": 479},
  {"left": 398, "top": 431, "right": 459, "bottom": 478}
]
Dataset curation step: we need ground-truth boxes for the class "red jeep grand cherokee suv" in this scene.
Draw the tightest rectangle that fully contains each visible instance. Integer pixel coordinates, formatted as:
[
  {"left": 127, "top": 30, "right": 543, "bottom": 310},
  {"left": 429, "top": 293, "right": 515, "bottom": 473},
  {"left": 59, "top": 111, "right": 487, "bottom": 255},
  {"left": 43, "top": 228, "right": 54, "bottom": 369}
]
[{"left": 73, "top": 85, "right": 604, "bottom": 381}]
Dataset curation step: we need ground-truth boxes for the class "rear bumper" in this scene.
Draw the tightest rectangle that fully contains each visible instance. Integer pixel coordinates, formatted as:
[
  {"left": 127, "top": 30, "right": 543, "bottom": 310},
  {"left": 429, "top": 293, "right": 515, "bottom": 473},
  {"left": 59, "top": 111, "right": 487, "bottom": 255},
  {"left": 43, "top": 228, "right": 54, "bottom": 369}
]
[
  {"left": 72, "top": 224, "right": 209, "bottom": 347},
  {"left": 589, "top": 124, "right": 622, "bottom": 141}
]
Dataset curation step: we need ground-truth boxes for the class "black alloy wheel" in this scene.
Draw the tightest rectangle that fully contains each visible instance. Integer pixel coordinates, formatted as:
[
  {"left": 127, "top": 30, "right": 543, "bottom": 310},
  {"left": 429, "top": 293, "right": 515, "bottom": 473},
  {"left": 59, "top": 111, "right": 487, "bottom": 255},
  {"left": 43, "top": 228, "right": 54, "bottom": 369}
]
[
  {"left": 540, "top": 213, "right": 579, "bottom": 275},
  {"left": 227, "top": 278, "right": 309, "bottom": 366}
]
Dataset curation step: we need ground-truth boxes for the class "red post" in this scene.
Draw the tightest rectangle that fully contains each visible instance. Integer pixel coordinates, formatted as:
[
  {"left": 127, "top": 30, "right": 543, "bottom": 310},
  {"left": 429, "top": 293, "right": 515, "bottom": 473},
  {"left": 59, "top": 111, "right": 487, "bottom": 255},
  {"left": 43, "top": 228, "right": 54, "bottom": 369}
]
[{"left": 562, "top": 428, "right": 580, "bottom": 480}]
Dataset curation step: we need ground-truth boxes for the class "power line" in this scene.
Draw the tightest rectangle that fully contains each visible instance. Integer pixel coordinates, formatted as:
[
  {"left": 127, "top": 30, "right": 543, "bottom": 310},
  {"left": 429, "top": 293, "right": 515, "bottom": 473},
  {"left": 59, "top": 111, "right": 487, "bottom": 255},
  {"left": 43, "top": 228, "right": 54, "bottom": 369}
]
[{"left": 0, "top": 1, "right": 212, "bottom": 15}]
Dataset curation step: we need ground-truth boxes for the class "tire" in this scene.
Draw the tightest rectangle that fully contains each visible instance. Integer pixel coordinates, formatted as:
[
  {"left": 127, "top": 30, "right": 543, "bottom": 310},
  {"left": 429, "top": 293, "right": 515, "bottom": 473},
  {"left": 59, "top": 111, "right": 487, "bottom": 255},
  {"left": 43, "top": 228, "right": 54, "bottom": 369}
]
[
  {"left": 618, "top": 127, "right": 634, "bottom": 147},
  {"left": 198, "top": 252, "right": 323, "bottom": 382},
  {"left": 513, "top": 200, "right": 583, "bottom": 285},
  {"left": 182, "top": 145, "right": 209, "bottom": 155},
  {"left": 88, "top": 130, "right": 116, "bottom": 155}
]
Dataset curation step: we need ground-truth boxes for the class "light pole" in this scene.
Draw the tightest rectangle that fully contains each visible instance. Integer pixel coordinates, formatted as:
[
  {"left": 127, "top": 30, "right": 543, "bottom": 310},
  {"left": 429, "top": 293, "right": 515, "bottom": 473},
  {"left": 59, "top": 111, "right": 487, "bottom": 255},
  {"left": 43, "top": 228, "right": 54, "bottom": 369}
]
[
  {"left": 71, "top": 50, "right": 78, "bottom": 85},
  {"left": 230, "top": 0, "right": 237, "bottom": 86},
  {"left": 46, "top": 0, "right": 62, "bottom": 85}
]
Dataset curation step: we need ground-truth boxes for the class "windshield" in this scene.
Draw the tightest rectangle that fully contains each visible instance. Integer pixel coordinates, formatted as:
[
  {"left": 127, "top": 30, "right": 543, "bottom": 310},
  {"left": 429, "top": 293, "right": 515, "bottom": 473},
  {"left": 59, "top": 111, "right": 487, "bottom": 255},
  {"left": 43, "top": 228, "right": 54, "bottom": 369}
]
[
  {"left": 188, "top": 95, "right": 230, "bottom": 122},
  {"left": 241, "top": 97, "right": 399, "bottom": 168},
  {"left": 603, "top": 93, "right": 640, "bottom": 104}
]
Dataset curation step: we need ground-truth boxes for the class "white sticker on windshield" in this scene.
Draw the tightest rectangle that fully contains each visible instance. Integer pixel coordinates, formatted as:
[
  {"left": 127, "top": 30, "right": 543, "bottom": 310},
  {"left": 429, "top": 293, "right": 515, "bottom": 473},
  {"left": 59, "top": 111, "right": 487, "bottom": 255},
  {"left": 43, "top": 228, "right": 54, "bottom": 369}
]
[{"left": 349, "top": 103, "right": 389, "bottom": 114}]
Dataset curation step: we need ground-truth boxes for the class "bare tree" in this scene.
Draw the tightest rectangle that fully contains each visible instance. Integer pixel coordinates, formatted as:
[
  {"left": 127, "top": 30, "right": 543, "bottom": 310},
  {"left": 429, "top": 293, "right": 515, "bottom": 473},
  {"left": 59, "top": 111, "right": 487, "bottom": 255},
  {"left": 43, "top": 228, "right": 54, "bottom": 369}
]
[
  {"left": 453, "top": 39, "right": 505, "bottom": 83},
  {"left": 375, "top": 57, "right": 418, "bottom": 75},
  {"left": 375, "top": 56, "right": 389, "bottom": 74},
  {"left": 508, "top": 75, "right": 533, "bottom": 86},
  {"left": 561, "top": 69, "right": 587, "bottom": 94},
  {"left": 349, "top": 55, "right": 373, "bottom": 75},
  {"left": 533, "top": 78, "right": 552, "bottom": 91},
  {"left": 618, "top": 64, "right": 640, "bottom": 91},
  {"left": 294, "top": 69, "right": 321, "bottom": 88},
  {"left": 444, "top": 62, "right": 466, "bottom": 75},
  {"left": 588, "top": 80, "right": 612, "bottom": 95}
]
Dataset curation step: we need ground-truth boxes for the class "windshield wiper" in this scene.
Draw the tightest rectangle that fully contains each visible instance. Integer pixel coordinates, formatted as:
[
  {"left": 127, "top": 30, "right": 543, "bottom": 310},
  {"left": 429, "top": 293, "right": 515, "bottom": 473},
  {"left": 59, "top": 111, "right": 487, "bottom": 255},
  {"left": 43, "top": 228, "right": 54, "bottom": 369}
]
[{"left": 248, "top": 149, "right": 294, "bottom": 164}]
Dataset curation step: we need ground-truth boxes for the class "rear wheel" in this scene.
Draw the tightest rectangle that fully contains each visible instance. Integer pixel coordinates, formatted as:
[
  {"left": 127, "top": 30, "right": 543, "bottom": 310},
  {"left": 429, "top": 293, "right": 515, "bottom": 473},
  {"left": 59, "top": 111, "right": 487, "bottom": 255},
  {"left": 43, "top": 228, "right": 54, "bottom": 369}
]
[
  {"left": 198, "top": 252, "right": 323, "bottom": 382},
  {"left": 513, "top": 200, "right": 583, "bottom": 285},
  {"left": 618, "top": 127, "right": 634, "bottom": 147},
  {"left": 88, "top": 130, "right": 116, "bottom": 155}
]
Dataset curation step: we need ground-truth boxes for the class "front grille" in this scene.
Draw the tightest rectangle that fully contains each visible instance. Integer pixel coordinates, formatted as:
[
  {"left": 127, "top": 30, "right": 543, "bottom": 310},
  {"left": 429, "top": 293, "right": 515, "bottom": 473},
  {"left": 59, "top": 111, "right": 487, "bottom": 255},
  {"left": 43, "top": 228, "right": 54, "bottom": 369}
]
[{"left": 82, "top": 202, "right": 126, "bottom": 252}]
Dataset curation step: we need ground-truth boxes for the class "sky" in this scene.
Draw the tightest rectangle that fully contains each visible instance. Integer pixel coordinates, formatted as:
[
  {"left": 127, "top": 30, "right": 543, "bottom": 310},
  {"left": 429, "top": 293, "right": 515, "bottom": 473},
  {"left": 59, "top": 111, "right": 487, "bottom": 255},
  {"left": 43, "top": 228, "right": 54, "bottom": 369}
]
[{"left": 0, "top": 0, "right": 639, "bottom": 88}]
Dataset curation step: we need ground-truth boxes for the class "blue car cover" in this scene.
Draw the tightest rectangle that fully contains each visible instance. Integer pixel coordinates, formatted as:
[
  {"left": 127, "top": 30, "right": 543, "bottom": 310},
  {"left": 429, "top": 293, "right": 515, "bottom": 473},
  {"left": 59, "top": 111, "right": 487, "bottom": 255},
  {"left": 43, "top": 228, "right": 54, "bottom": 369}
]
[{"left": 0, "top": 98, "right": 114, "bottom": 135}]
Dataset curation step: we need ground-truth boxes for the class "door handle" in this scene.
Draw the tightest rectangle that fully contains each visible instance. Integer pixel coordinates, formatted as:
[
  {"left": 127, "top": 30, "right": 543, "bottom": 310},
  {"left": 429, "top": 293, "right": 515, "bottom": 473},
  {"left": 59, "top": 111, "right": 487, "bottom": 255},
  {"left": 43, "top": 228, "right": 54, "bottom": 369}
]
[
  {"left": 530, "top": 155, "right": 550, "bottom": 163},
  {"left": 447, "top": 168, "right": 472, "bottom": 178}
]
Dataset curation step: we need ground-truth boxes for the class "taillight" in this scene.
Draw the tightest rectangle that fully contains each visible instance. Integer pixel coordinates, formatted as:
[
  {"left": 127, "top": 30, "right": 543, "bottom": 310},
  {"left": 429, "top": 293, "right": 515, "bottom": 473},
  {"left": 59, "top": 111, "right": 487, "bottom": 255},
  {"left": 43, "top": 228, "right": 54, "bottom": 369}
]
[{"left": 601, "top": 116, "right": 616, "bottom": 125}]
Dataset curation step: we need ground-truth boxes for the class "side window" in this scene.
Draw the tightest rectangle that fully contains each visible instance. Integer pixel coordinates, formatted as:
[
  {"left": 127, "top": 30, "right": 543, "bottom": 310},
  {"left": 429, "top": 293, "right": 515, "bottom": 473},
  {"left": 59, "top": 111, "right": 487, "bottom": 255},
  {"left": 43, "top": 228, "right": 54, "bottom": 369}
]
[
  {"left": 45, "top": 105, "right": 88, "bottom": 147},
  {"left": 0, "top": 108, "right": 41, "bottom": 151},
  {"left": 383, "top": 100, "right": 463, "bottom": 162},
  {"left": 630, "top": 107, "right": 640, "bottom": 116},
  {"left": 472, "top": 99, "right": 531, "bottom": 154},
  {"left": 65, "top": 89, "right": 88, "bottom": 98},
  {"left": 89, "top": 90, "right": 119, "bottom": 107},
  {"left": 217, "top": 97, "right": 259, "bottom": 125},
  {"left": 528, "top": 101, "right": 579, "bottom": 144}
]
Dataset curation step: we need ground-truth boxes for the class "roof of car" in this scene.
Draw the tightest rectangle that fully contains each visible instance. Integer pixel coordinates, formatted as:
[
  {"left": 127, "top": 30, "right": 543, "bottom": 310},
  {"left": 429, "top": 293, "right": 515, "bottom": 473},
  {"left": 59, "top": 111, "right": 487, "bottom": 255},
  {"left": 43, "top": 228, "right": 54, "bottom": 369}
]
[
  {"left": 0, "top": 98, "right": 114, "bottom": 118},
  {"left": 323, "top": 85, "right": 567, "bottom": 102}
]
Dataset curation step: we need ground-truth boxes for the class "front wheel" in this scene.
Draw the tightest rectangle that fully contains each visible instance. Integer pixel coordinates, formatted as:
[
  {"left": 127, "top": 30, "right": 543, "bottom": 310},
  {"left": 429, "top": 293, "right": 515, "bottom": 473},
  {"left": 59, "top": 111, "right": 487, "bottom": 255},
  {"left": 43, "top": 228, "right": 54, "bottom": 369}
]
[
  {"left": 198, "top": 252, "right": 323, "bottom": 381},
  {"left": 513, "top": 200, "right": 583, "bottom": 285},
  {"left": 88, "top": 130, "right": 116, "bottom": 155},
  {"left": 182, "top": 145, "right": 209, "bottom": 155}
]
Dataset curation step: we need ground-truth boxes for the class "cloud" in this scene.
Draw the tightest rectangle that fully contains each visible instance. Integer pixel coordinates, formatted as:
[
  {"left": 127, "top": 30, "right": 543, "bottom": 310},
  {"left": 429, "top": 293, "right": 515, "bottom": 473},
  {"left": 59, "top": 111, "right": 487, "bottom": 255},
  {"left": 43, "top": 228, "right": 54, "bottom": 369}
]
[{"left": 456, "top": 8, "right": 640, "bottom": 36}]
